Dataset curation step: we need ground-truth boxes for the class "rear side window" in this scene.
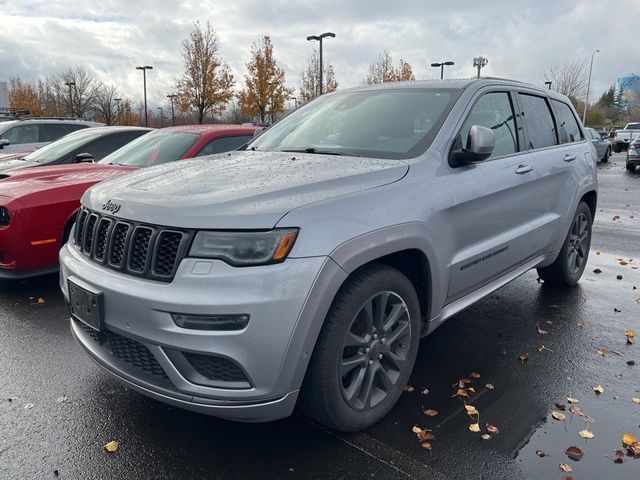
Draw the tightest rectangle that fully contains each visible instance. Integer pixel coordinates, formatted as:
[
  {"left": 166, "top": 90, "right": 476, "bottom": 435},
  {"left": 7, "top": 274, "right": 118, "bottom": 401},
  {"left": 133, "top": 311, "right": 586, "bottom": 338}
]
[
  {"left": 517, "top": 93, "right": 558, "bottom": 150},
  {"left": 41, "top": 124, "right": 73, "bottom": 142},
  {"left": 0, "top": 124, "right": 40, "bottom": 144},
  {"left": 551, "top": 100, "right": 583, "bottom": 144},
  {"left": 196, "top": 135, "right": 254, "bottom": 156},
  {"left": 455, "top": 92, "right": 518, "bottom": 159}
]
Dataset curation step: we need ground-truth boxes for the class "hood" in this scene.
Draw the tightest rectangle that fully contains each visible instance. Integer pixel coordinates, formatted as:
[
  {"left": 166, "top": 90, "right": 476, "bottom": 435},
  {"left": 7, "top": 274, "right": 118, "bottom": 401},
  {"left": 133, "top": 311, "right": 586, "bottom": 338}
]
[
  {"left": 83, "top": 151, "right": 409, "bottom": 229},
  {"left": 0, "top": 163, "right": 134, "bottom": 200},
  {"left": 0, "top": 158, "right": 39, "bottom": 174}
]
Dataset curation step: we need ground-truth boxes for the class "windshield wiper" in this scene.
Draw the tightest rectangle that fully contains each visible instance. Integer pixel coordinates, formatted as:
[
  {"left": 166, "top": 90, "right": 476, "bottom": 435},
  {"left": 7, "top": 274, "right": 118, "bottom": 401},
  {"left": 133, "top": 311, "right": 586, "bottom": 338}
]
[{"left": 282, "top": 147, "right": 358, "bottom": 157}]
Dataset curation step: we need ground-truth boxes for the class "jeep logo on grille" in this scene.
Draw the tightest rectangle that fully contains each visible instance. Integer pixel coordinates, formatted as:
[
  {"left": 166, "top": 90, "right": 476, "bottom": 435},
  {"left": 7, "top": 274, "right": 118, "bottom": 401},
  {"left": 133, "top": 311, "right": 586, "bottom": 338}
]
[{"left": 102, "top": 200, "right": 121, "bottom": 214}]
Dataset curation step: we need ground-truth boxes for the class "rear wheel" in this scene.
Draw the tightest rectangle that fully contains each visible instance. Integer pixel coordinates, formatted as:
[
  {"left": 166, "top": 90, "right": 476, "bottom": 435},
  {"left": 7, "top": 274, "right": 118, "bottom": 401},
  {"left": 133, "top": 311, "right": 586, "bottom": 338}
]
[
  {"left": 614, "top": 144, "right": 622, "bottom": 153},
  {"left": 300, "top": 263, "right": 421, "bottom": 432},
  {"left": 537, "top": 202, "right": 592, "bottom": 286},
  {"left": 628, "top": 163, "right": 636, "bottom": 172}
]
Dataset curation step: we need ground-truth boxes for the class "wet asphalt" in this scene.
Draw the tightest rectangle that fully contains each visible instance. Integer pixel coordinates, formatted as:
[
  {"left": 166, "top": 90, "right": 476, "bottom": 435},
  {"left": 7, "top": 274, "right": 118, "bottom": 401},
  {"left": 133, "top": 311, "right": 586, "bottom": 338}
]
[{"left": 0, "top": 153, "right": 638, "bottom": 480}]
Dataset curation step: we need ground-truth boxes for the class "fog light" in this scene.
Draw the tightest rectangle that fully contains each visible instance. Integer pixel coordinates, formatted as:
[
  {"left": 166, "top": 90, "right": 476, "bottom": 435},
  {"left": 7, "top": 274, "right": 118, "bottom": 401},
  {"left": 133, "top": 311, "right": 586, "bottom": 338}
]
[{"left": 171, "top": 313, "right": 250, "bottom": 331}]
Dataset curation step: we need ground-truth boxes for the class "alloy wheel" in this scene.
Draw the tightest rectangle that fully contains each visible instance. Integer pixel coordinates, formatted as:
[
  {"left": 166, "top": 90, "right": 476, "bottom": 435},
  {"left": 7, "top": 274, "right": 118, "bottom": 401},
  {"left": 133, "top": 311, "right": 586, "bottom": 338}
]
[{"left": 567, "top": 212, "right": 589, "bottom": 275}]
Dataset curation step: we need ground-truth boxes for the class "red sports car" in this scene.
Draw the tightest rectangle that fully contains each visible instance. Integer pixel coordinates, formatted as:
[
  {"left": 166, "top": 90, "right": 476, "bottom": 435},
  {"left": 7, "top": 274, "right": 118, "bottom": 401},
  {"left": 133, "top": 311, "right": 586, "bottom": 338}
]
[{"left": 0, "top": 124, "right": 257, "bottom": 278}]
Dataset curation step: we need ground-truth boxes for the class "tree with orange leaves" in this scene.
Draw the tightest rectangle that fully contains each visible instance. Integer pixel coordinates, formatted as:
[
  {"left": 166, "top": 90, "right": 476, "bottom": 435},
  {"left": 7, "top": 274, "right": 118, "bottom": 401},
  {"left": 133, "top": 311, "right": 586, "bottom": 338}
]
[
  {"left": 364, "top": 51, "right": 415, "bottom": 84},
  {"left": 238, "top": 35, "right": 293, "bottom": 124}
]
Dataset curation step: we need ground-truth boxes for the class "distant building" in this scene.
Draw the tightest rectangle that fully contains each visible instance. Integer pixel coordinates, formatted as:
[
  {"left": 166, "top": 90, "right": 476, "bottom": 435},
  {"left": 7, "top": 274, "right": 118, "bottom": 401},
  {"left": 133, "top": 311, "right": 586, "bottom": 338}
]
[
  {"left": 616, "top": 74, "right": 640, "bottom": 97},
  {"left": 0, "top": 81, "right": 8, "bottom": 109}
]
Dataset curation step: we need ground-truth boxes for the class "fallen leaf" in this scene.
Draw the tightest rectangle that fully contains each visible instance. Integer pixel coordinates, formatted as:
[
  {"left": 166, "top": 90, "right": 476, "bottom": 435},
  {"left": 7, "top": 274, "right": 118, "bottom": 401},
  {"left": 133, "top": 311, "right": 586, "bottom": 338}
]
[
  {"left": 535, "top": 450, "right": 548, "bottom": 457},
  {"left": 552, "top": 411, "right": 566, "bottom": 421},
  {"left": 629, "top": 442, "right": 640, "bottom": 456},
  {"left": 593, "top": 385, "right": 604, "bottom": 395},
  {"left": 538, "top": 345, "right": 554, "bottom": 353},
  {"left": 418, "top": 431, "right": 435, "bottom": 442},
  {"left": 625, "top": 329, "right": 635, "bottom": 339},
  {"left": 464, "top": 405, "right": 479, "bottom": 416},
  {"left": 104, "top": 440, "right": 119, "bottom": 453},
  {"left": 577, "top": 320, "right": 585, "bottom": 328},
  {"left": 578, "top": 429, "right": 594, "bottom": 439},
  {"left": 613, "top": 215, "right": 621, "bottom": 220},
  {"left": 421, "top": 442, "right": 432, "bottom": 451},
  {"left": 481, "top": 433, "right": 491, "bottom": 440},
  {"left": 565, "top": 446, "right": 584, "bottom": 461},
  {"left": 567, "top": 397, "right": 579, "bottom": 404},
  {"left": 424, "top": 409, "right": 438, "bottom": 417},
  {"left": 569, "top": 405, "right": 584, "bottom": 416},
  {"left": 619, "top": 260, "right": 629, "bottom": 266},
  {"left": 23, "top": 403, "right": 34, "bottom": 410},
  {"left": 628, "top": 337, "right": 636, "bottom": 345},
  {"left": 37, "top": 297, "right": 45, "bottom": 304},
  {"left": 403, "top": 385, "right": 415, "bottom": 393},
  {"left": 485, "top": 383, "right": 495, "bottom": 390},
  {"left": 593, "top": 268, "right": 602, "bottom": 274},
  {"left": 597, "top": 349, "right": 608, "bottom": 356},
  {"left": 468, "top": 423, "right": 480, "bottom": 432},
  {"left": 421, "top": 388, "right": 430, "bottom": 396},
  {"left": 412, "top": 426, "right": 424, "bottom": 434},
  {"left": 469, "top": 372, "right": 481, "bottom": 379},
  {"left": 467, "top": 387, "right": 476, "bottom": 393},
  {"left": 55, "top": 395, "right": 68, "bottom": 403},
  {"left": 486, "top": 424, "right": 499, "bottom": 434},
  {"left": 559, "top": 463, "right": 573, "bottom": 472},
  {"left": 627, "top": 360, "right": 636, "bottom": 366},
  {"left": 555, "top": 401, "right": 566, "bottom": 410},
  {"left": 632, "top": 397, "right": 640, "bottom": 404},
  {"left": 518, "top": 353, "right": 529, "bottom": 364},
  {"left": 596, "top": 251, "right": 601, "bottom": 255},
  {"left": 537, "top": 326, "right": 549, "bottom": 335},
  {"left": 614, "top": 449, "right": 625, "bottom": 463},
  {"left": 453, "top": 388, "right": 469, "bottom": 398}
]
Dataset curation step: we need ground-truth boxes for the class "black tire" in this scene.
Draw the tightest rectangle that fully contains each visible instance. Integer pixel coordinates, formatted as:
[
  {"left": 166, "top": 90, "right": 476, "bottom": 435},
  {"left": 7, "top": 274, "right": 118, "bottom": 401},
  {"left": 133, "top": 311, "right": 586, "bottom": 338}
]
[
  {"left": 537, "top": 202, "right": 592, "bottom": 286},
  {"left": 300, "top": 263, "right": 421, "bottom": 432},
  {"left": 628, "top": 163, "right": 636, "bottom": 172},
  {"left": 613, "top": 144, "right": 621, "bottom": 153},
  {"left": 602, "top": 146, "right": 610, "bottom": 162}
]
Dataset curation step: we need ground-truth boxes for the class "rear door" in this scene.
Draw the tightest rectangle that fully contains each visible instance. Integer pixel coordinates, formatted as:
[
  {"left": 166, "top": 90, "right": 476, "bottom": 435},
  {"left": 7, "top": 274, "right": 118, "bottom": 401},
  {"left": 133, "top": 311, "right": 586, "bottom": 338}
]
[{"left": 445, "top": 89, "right": 554, "bottom": 301}]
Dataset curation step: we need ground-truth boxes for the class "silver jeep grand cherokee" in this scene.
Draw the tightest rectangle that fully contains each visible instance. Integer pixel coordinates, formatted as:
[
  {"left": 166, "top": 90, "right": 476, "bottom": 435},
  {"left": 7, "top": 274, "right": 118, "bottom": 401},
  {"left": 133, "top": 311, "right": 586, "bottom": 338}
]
[{"left": 60, "top": 79, "right": 597, "bottom": 432}]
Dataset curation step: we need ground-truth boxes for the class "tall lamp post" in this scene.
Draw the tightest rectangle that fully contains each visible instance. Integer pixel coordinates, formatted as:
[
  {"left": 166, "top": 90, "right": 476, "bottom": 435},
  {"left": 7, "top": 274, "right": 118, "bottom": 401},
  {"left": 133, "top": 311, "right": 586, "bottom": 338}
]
[
  {"left": 430, "top": 61, "right": 454, "bottom": 80},
  {"left": 473, "top": 56, "right": 488, "bottom": 79},
  {"left": 64, "top": 81, "right": 76, "bottom": 117},
  {"left": 166, "top": 94, "right": 177, "bottom": 126},
  {"left": 156, "top": 107, "right": 164, "bottom": 128},
  {"left": 582, "top": 49, "right": 600, "bottom": 125},
  {"left": 544, "top": 81, "right": 552, "bottom": 90},
  {"left": 306, "top": 32, "right": 335, "bottom": 96},
  {"left": 114, "top": 98, "right": 122, "bottom": 125},
  {"left": 136, "top": 65, "right": 153, "bottom": 127}
]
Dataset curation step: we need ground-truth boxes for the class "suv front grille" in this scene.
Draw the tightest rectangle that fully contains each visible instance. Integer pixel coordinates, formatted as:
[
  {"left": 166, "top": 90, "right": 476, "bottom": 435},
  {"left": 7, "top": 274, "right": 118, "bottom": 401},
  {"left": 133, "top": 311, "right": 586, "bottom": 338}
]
[
  {"left": 183, "top": 352, "right": 248, "bottom": 383},
  {"left": 74, "top": 208, "right": 191, "bottom": 282}
]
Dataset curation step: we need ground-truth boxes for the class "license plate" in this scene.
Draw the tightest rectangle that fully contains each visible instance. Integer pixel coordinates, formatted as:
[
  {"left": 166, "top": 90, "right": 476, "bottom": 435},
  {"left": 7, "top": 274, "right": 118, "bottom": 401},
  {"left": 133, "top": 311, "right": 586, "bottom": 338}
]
[{"left": 68, "top": 279, "right": 104, "bottom": 331}]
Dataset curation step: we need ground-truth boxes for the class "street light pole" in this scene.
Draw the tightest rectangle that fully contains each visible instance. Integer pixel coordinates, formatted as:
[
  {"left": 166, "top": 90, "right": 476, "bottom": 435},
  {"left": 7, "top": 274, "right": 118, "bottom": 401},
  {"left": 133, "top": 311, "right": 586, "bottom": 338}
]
[
  {"left": 306, "top": 32, "right": 335, "bottom": 96},
  {"left": 64, "top": 81, "right": 76, "bottom": 117},
  {"left": 136, "top": 65, "right": 153, "bottom": 127},
  {"left": 166, "top": 94, "right": 177, "bottom": 126},
  {"left": 582, "top": 49, "right": 600, "bottom": 125},
  {"left": 157, "top": 107, "right": 164, "bottom": 128},
  {"left": 114, "top": 98, "right": 122, "bottom": 125},
  {"left": 473, "top": 56, "right": 488, "bottom": 79},
  {"left": 430, "top": 61, "right": 454, "bottom": 80},
  {"left": 544, "top": 81, "right": 552, "bottom": 90}
]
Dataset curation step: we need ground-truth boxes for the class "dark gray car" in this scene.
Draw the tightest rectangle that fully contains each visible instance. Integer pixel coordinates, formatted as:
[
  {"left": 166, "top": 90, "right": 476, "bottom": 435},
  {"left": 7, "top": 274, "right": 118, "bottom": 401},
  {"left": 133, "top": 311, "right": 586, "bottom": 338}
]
[
  {"left": 585, "top": 126, "right": 611, "bottom": 162},
  {"left": 60, "top": 78, "right": 598, "bottom": 432}
]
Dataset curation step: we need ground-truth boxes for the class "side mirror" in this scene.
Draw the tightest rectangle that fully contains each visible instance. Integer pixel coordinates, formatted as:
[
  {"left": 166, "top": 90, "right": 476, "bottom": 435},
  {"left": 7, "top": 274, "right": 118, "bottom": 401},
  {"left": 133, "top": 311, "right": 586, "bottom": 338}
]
[
  {"left": 0, "top": 139, "right": 9, "bottom": 149},
  {"left": 74, "top": 152, "right": 95, "bottom": 163},
  {"left": 454, "top": 125, "right": 495, "bottom": 164}
]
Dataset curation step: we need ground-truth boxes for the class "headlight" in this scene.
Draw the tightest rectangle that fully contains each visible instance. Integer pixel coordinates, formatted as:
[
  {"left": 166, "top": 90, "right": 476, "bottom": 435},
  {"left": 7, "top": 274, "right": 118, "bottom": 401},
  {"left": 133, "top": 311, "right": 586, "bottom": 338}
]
[
  {"left": 189, "top": 229, "right": 298, "bottom": 266},
  {"left": 0, "top": 207, "right": 9, "bottom": 226}
]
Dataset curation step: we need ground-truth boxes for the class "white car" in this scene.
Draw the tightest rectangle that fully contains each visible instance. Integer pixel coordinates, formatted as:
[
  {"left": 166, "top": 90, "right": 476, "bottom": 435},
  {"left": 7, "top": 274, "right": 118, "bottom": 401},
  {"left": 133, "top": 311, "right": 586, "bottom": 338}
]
[{"left": 0, "top": 118, "right": 103, "bottom": 153}]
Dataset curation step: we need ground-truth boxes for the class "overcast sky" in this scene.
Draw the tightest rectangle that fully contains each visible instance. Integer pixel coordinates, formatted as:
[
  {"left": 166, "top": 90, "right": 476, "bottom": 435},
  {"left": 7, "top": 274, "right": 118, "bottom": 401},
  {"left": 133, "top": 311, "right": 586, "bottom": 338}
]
[{"left": 1, "top": 0, "right": 638, "bottom": 111}]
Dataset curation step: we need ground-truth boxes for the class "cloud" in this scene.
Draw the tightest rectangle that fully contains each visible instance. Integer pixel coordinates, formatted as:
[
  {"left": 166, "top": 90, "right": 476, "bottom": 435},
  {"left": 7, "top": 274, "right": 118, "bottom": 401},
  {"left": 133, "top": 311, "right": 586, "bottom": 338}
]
[{"left": 1, "top": 0, "right": 638, "bottom": 111}]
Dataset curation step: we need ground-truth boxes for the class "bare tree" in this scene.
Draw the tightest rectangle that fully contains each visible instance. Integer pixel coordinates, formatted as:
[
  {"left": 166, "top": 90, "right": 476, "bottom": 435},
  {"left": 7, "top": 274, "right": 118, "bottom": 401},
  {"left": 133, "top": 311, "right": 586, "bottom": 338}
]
[
  {"left": 92, "top": 85, "right": 121, "bottom": 125},
  {"left": 175, "top": 20, "right": 235, "bottom": 124},
  {"left": 544, "top": 60, "right": 588, "bottom": 102},
  {"left": 48, "top": 66, "right": 100, "bottom": 118},
  {"left": 364, "top": 51, "right": 415, "bottom": 84},
  {"left": 299, "top": 49, "right": 338, "bottom": 103}
]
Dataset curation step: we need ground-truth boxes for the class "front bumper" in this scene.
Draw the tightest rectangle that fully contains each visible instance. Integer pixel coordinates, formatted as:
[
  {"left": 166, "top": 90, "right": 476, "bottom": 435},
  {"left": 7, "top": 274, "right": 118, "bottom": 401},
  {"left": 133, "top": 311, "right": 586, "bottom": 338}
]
[{"left": 60, "top": 243, "right": 346, "bottom": 422}]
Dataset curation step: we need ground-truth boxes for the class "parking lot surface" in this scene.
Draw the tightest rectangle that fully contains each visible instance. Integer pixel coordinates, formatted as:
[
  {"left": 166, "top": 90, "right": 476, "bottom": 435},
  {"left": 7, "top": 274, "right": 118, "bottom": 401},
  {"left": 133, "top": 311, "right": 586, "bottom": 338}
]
[{"left": 1, "top": 153, "right": 638, "bottom": 479}]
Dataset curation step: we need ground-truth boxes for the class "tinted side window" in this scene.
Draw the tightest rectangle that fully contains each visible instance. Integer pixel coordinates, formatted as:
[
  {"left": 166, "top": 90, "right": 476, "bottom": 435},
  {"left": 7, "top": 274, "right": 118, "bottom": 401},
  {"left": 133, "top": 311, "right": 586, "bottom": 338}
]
[
  {"left": 82, "top": 133, "right": 143, "bottom": 161},
  {"left": 0, "top": 124, "right": 39, "bottom": 144},
  {"left": 455, "top": 92, "right": 518, "bottom": 158},
  {"left": 41, "top": 124, "right": 73, "bottom": 142},
  {"left": 551, "top": 100, "right": 583, "bottom": 144},
  {"left": 517, "top": 94, "right": 557, "bottom": 149},
  {"left": 196, "top": 135, "right": 254, "bottom": 156}
]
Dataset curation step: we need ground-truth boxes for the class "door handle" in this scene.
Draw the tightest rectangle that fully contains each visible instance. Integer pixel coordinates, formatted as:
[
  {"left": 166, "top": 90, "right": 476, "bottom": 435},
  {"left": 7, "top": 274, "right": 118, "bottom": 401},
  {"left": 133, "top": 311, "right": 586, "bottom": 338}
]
[
  {"left": 515, "top": 164, "right": 534, "bottom": 174},
  {"left": 564, "top": 154, "right": 576, "bottom": 162}
]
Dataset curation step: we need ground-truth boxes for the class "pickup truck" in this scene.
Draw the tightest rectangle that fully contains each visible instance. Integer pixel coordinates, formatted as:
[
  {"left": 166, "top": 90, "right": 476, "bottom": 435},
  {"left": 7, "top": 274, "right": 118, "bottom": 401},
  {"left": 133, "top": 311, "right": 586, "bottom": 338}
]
[{"left": 613, "top": 122, "right": 640, "bottom": 152}]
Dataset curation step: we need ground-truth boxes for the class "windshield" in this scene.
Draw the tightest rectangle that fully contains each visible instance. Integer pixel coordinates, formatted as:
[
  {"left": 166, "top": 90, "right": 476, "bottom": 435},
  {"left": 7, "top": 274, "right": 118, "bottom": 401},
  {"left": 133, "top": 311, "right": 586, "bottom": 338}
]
[
  {"left": 627, "top": 123, "right": 640, "bottom": 130},
  {"left": 98, "top": 131, "right": 199, "bottom": 166},
  {"left": 248, "top": 88, "right": 460, "bottom": 160},
  {"left": 24, "top": 129, "right": 103, "bottom": 163}
]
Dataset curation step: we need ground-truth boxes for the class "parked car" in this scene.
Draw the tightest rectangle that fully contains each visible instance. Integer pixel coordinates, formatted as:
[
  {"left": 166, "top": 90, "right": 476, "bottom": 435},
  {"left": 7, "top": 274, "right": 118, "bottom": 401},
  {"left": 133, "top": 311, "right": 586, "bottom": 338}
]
[
  {"left": 0, "top": 118, "right": 104, "bottom": 153},
  {"left": 626, "top": 136, "right": 640, "bottom": 172},
  {"left": 613, "top": 122, "right": 640, "bottom": 152},
  {"left": 585, "top": 127, "right": 611, "bottom": 161},
  {"left": 59, "top": 79, "right": 598, "bottom": 432},
  {"left": 0, "top": 124, "right": 257, "bottom": 279},
  {"left": 587, "top": 125, "right": 607, "bottom": 139},
  {"left": 0, "top": 126, "right": 151, "bottom": 174}
]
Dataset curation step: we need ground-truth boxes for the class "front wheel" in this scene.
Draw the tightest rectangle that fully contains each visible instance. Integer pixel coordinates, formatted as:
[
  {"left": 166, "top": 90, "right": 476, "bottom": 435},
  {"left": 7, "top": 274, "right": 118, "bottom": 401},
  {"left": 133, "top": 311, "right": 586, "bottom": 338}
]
[
  {"left": 537, "top": 202, "right": 592, "bottom": 286},
  {"left": 628, "top": 163, "right": 636, "bottom": 172},
  {"left": 300, "top": 263, "right": 421, "bottom": 432},
  {"left": 613, "top": 144, "right": 622, "bottom": 153}
]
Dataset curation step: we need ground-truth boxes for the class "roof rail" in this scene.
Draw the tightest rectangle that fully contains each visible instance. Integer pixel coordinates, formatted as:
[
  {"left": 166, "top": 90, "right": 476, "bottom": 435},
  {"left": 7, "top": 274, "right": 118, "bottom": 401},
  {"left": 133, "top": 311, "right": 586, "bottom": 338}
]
[{"left": 0, "top": 107, "right": 31, "bottom": 118}]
